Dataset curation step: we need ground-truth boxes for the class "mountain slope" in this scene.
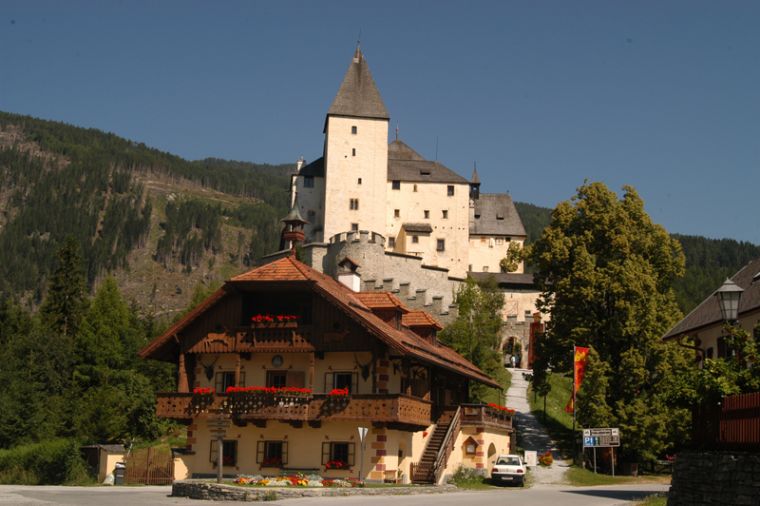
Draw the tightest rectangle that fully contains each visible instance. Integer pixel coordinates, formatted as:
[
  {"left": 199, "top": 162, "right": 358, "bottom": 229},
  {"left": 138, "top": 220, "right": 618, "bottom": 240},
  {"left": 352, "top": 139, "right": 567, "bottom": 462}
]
[{"left": 0, "top": 111, "right": 291, "bottom": 316}]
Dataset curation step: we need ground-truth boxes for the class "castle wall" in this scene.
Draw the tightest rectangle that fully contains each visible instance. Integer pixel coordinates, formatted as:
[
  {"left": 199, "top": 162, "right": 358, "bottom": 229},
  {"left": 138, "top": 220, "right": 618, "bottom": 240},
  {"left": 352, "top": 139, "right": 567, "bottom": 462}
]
[
  {"left": 295, "top": 175, "right": 326, "bottom": 243},
  {"left": 385, "top": 181, "right": 470, "bottom": 278},
  {"left": 468, "top": 237, "right": 525, "bottom": 275}
]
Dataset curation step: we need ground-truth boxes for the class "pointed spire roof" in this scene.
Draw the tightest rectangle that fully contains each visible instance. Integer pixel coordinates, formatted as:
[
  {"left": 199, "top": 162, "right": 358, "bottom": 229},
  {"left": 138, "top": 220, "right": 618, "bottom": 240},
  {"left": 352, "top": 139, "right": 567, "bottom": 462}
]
[
  {"left": 327, "top": 47, "right": 389, "bottom": 120},
  {"left": 471, "top": 166, "right": 481, "bottom": 184},
  {"left": 282, "top": 195, "right": 308, "bottom": 225}
]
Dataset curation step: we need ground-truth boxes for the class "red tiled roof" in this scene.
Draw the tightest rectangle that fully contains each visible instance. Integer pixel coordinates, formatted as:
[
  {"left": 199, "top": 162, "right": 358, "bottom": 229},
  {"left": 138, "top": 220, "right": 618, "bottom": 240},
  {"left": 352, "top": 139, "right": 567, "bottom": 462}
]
[
  {"left": 402, "top": 310, "right": 443, "bottom": 330},
  {"left": 140, "top": 255, "right": 500, "bottom": 388},
  {"left": 355, "top": 292, "right": 407, "bottom": 310}
]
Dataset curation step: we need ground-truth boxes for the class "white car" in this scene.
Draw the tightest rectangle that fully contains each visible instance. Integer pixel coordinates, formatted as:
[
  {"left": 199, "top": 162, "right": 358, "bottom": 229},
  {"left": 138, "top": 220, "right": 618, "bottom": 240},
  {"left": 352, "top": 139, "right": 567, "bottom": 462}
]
[{"left": 491, "top": 454, "right": 526, "bottom": 486}]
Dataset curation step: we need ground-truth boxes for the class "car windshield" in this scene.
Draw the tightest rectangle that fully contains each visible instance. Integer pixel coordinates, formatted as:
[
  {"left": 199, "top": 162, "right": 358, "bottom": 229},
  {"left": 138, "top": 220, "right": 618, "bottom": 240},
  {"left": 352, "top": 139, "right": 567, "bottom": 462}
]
[{"left": 496, "top": 457, "right": 520, "bottom": 465}]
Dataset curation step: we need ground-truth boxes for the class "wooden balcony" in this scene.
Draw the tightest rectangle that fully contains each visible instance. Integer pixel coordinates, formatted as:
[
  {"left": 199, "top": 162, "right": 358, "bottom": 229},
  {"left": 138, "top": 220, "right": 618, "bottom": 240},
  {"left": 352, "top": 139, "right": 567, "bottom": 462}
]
[
  {"left": 460, "top": 403, "right": 513, "bottom": 431},
  {"left": 156, "top": 392, "right": 432, "bottom": 428}
]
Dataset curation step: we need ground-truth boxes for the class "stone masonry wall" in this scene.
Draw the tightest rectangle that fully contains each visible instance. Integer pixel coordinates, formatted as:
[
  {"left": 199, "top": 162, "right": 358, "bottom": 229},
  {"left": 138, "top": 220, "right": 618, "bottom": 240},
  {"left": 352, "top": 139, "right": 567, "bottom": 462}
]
[{"left": 668, "top": 450, "right": 760, "bottom": 505}]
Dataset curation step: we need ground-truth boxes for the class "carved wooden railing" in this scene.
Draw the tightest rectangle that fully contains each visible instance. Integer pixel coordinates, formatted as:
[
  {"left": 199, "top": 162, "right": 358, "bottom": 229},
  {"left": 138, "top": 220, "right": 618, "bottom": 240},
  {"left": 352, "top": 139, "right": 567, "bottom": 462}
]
[
  {"left": 432, "top": 406, "right": 461, "bottom": 485},
  {"left": 460, "top": 403, "right": 513, "bottom": 431},
  {"left": 156, "top": 392, "right": 432, "bottom": 427}
]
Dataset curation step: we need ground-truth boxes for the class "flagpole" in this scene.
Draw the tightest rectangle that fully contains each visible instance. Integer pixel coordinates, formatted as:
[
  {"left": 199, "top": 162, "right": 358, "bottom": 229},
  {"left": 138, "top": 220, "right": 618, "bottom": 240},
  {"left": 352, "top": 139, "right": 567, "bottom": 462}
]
[{"left": 572, "top": 344, "right": 576, "bottom": 433}]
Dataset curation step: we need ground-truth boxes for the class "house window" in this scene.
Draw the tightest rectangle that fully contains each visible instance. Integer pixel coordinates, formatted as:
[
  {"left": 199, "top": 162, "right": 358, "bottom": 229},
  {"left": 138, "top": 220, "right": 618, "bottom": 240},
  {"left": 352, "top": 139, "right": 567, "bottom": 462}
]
[
  {"left": 349, "top": 198, "right": 359, "bottom": 210},
  {"left": 412, "top": 235, "right": 419, "bottom": 244},
  {"left": 394, "top": 209, "right": 400, "bottom": 218},
  {"left": 436, "top": 239, "right": 445, "bottom": 252},
  {"left": 389, "top": 237, "right": 396, "bottom": 248},
  {"left": 326, "top": 371, "right": 358, "bottom": 393},
  {"left": 352, "top": 148, "right": 356, "bottom": 156},
  {"left": 424, "top": 210, "right": 430, "bottom": 219},
  {"left": 357, "top": 178, "right": 362, "bottom": 185},
  {"left": 351, "top": 126, "right": 357, "bottom": 134},
  {"left": 304, "top": 176, "right": 314, "bottom": 188},
  {"left": 215, "top": 371, "right": 245, "bottom": 394},
  {"left": 210, "top": 440, "right": 238, "bottom": 467},
  {"left": 351, "top": 223, "right": 359, "bottom": 231},
  {"left": 447, "top": 185, "right": 455, "bottom": 196},
  {"left": 392, "top": 180, "right": 401, "bottom": 190},
  {"left": 266, "top": 371, "right": 287, "bottom": 388},
  {"left": 322, "top": 442, "right": 355, "bottom": 467},
  {"left": 257, "top": 440, "right": 288, "bottom": 467},
  {"left": 442, "top": 210, "right": 448, "bottom": 219}
]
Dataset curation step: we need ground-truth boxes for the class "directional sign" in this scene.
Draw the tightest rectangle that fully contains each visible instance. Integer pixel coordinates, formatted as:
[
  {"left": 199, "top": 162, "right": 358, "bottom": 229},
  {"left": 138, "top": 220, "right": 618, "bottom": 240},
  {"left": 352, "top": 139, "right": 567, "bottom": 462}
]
[{"left": 582, "top": 427, "right": 620, "bottom": 447}]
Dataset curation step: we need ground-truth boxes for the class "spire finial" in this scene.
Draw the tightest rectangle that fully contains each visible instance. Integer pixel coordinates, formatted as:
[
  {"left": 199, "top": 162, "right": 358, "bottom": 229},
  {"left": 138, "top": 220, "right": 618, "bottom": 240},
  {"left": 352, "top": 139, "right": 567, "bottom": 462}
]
[
  {"left": 354, "top": 31, "right": 362, "bottom": 62},
  {"left": 395, "top": 122, "right": 399, "bottom": 141}
]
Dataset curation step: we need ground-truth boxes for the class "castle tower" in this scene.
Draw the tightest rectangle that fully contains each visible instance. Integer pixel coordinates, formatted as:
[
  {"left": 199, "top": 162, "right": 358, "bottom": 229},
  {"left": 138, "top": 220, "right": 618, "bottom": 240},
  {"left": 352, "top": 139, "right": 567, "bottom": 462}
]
[{"left": 322, "top": 46, "right": 389, "bottom": 240}]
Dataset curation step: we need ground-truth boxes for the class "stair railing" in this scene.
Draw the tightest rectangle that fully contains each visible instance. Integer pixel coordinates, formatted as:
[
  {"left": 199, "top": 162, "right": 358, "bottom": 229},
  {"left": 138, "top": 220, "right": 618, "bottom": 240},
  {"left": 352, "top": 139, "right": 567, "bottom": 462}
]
[{"left": 432, "top": 406, "right": 461, "bottom": 484}]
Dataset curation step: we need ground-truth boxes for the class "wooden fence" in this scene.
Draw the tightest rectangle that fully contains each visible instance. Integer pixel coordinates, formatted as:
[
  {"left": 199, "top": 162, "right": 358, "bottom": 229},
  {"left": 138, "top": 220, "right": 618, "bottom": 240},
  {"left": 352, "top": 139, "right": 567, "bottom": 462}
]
[
  {"left": 694, "top": 391, "right": 760, "bottom": 450},
  {"left": 125, "top": 447, "right": 174, "bottom": 485}
]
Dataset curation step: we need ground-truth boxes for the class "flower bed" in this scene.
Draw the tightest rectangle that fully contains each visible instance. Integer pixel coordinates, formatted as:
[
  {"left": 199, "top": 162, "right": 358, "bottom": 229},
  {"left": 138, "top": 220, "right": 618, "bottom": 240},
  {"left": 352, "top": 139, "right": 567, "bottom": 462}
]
[{"left": 232, "top": 473, "right": 362, "bottom": 488}]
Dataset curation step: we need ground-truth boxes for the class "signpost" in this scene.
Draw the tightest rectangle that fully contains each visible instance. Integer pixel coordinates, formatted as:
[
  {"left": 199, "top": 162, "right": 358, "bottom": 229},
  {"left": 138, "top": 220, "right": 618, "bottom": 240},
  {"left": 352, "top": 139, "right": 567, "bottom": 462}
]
[
  {"left": 358, "top": 427, "right": 368, "bottom": 482},
  {"left": 209, "top": 412, "right": 231, "bottom": 484},
  {"left": 582, "top": 428, "right": 620, "bottom": 476}
]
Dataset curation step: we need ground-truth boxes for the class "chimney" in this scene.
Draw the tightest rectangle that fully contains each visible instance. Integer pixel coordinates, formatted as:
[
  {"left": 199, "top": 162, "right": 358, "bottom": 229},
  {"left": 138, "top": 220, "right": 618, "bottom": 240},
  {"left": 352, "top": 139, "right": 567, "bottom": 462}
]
[{"left": 336, "top": 257, "right": 361, "bottom": 292}]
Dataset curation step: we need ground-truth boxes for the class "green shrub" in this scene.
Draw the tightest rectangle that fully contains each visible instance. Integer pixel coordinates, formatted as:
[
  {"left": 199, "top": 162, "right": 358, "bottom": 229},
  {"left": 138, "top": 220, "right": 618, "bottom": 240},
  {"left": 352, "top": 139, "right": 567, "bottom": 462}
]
[{"left": 0, "top": 439, "right": 92, "bottom": 485}]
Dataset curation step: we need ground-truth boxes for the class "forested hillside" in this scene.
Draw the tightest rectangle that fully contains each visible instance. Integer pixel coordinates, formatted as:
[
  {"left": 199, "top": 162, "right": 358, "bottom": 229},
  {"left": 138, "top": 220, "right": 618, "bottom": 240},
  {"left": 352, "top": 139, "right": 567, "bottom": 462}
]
[
  {"left": 0, "top": 111, "right": 291, "bottom": 315},
  {"left": 514, "top": 201, "right": 760, "bottom": 313}
]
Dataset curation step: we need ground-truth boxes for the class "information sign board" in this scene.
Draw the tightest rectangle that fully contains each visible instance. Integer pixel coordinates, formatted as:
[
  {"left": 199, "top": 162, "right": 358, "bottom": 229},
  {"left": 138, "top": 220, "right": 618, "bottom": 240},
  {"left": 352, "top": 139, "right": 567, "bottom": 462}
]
[{"left": 582, "top": 427, "right": 620, "bottom": 447}]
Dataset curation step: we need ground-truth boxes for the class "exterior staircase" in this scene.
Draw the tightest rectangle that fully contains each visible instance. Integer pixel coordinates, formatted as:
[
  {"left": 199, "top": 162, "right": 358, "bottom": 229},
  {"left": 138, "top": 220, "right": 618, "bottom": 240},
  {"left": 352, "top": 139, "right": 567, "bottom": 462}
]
[{"left": 411, "top": 407, "right": 461, "bottom": 484}]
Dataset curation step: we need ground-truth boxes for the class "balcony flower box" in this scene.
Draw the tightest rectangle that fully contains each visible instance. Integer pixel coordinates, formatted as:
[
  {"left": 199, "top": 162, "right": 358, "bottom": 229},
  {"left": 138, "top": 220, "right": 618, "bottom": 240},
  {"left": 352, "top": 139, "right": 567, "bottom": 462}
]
[{"left": 250, "top": 314, "right": 300, "bottom": 329}]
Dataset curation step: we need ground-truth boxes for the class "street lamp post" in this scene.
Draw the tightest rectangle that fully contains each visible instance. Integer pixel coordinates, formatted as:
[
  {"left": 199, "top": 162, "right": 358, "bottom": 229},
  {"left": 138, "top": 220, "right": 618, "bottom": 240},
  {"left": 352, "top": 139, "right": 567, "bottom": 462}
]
[{"left": 715, "top": 278, "right": 744, "bottom": 323}]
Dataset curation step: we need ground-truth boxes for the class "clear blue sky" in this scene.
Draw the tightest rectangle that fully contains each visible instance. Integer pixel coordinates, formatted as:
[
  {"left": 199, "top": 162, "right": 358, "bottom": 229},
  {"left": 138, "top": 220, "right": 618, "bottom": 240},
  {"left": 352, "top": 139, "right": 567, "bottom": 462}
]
[{"left": 2, "top": 1, "right": 759, "bottom": 243}]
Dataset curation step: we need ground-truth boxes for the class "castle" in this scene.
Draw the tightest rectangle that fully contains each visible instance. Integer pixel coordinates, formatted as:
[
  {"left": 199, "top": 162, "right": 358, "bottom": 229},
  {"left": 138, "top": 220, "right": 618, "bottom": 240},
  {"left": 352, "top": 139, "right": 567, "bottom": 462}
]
[{"left": 280, "top": 47, "right": 543, "bottom": 366}]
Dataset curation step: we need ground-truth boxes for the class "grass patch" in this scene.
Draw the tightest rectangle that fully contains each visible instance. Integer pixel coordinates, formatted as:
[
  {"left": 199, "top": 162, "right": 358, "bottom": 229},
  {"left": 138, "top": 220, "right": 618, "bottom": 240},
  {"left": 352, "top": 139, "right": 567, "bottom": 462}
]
[
  {"left": 449, "top": 466, "right": 499, "bottom": 490},
  {"left": 527, "top": 372, "right": 575, "bottom": 456},
  {"left": 565, "top": 467, "right": 671, "bottom": 487},
  {"left": 634, "top": 494, "right": 667, "bottom": 506}
]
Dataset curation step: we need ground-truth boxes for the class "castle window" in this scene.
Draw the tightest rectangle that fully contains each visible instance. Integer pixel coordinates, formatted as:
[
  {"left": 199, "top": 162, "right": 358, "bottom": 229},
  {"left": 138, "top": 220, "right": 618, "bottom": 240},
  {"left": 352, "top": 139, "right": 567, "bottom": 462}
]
[
  {"left": 389, "top": 237, "right": 396, "bottom": 248},
  {"left": 447, "top": 185, "right": 455, "bottom": 196},
  {"left": 496, "top": 238, "right": 504, "bottom": 245},
  {"left": 424, "top": 210, "right": 430, "bottom": 219},
  {"left": 352, "top": 148, "right": 356, "bottom": 156},
  {"left": 394, "top": 209, "right": 400, "bottom": 218},
  {"left": 357, "top": 178, "right": 362, "bottom": 185},
  {"left": 413, "top": 184, "right": 418, "bottom": 192},
  {"left": 442, "top": 210, "right": 448, "bottom": 219},
  {"left": 351, "top": 126, "right": 357, "bottom": 134},
  {"left": 349, "top": 199, "right": 359, "bottom": 210},
  {"left": 436, "top": 239, "right": 445, "bottom": 252},
  {"left": 412, "top": 236, "right": 419, "bottom": 244},
  {"left": 483, "top": 266, "right": 489, "bottom": 272},
  {"left": 304, "top": 176, "right": 314, "bottom": 188},
  {"left": 351, "top": 223, "right": 359, "bottom": 231},
  {"left": 392, "top": 180, "right": 401, "bottom": 190}
]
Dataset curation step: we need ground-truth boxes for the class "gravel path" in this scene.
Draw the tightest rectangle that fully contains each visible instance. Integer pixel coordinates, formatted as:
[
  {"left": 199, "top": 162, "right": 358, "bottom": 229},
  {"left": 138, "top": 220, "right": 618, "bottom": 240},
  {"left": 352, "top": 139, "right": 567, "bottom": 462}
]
[{"left": 506, "top": 368, "right": 571, "bottom": 485}]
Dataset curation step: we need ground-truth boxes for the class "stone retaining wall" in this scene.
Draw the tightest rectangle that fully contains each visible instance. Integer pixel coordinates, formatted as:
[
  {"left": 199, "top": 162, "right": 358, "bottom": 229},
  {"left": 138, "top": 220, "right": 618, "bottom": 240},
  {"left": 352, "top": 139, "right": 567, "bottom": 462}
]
[
  {"left": 172, "top": 480, "right": 458, "bottom": 501},
  {"left": 668, "top": 450, "right": 760, "bottom": 505}
]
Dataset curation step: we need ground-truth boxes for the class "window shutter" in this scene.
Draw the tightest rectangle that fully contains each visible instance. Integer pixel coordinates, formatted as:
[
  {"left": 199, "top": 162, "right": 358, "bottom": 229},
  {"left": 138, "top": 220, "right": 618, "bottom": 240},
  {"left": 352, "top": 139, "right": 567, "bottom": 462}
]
[
  {"left": 282, "top": 441, "right": 289, "bottom": 465},
  {"left": 348, "top": 443, "right": 355, "bottom": 466},
  {"left": 215, "top": 373, "right": 223, "bottom": 393},
  {"left": 257, "top": 441, "right": 264, "bottom": 464},
  {"left": 322, "top": 442, "right": 330, "bottom": 464}
]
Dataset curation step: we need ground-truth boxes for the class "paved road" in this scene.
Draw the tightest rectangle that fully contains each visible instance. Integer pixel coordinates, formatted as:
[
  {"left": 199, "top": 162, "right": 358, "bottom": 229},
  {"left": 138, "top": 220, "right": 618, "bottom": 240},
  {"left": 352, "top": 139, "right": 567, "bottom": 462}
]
[
  {"left": 506, "top": 368, "right": 569, "bottom": 483},
  {"left": 0, "top": 484, "right": 669, "bottom": 506}
]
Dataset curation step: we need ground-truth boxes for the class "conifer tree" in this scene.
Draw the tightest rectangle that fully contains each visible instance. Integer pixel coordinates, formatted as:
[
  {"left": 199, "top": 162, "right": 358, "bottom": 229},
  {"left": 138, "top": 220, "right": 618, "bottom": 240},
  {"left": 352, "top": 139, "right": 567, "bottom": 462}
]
[{"left": 40, "top": 238, "right": 88, "bottom": 338}]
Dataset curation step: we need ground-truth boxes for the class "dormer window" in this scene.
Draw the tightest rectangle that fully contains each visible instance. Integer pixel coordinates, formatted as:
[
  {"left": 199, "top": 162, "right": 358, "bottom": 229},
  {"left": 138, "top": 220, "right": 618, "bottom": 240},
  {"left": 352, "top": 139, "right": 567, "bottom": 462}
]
[
  {"left": 420, "top": 170, "right": 431, "bottom": 176},
  {"left": 496, "top": 213, "right": 504, "bottom": 220}
]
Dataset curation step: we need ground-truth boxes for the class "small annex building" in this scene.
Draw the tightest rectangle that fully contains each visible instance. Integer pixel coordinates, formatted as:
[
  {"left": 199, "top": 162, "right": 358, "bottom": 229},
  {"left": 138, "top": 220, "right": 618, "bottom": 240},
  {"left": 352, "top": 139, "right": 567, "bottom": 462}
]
[{"left": 139, "top": 253, "right": 513, "bottom": 484}]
